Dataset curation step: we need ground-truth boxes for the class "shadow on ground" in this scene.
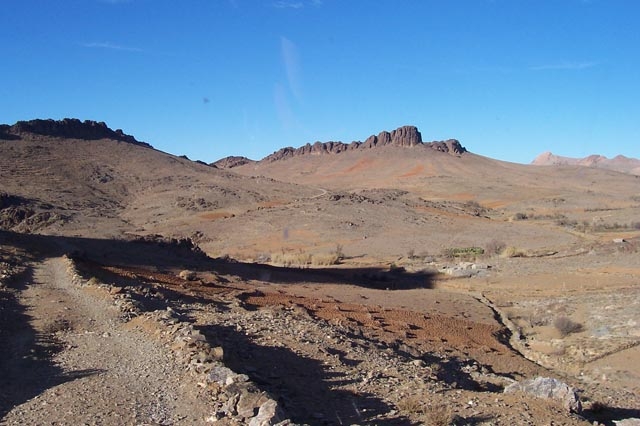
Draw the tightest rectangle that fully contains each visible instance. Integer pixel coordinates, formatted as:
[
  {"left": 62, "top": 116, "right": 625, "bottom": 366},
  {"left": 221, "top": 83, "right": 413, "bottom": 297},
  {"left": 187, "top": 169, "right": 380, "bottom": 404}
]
[
  {"left": 0, "top": 230, "right": 436, "bottom": 290},
  {"left": 196, "top": 323, "right": 416, "bottom": 425},
  {"left": 583, "top": 406, "right": 640, "bottom": 426}
]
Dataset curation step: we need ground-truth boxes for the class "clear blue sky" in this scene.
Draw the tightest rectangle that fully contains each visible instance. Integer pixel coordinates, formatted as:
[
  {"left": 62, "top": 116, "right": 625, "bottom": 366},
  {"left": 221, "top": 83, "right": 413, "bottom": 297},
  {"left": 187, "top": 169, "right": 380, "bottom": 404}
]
[{"left": 1, "top": 0, "right": 638, "bottom": 164}]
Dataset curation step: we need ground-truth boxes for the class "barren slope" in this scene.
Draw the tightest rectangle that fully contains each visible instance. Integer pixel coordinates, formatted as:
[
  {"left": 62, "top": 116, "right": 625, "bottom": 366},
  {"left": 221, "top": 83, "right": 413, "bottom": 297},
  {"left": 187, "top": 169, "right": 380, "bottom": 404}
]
[
  {"left": 214, "top": 144, "right": 639, "bottom": 261},
  {"left": 0, "top": 131, "right": 316, "bottom": 239}
]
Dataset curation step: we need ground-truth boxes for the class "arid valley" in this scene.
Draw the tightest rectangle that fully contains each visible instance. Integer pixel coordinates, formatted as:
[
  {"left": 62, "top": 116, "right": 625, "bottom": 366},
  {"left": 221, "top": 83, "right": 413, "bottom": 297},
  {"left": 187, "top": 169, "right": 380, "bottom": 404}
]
[{"left": 1, "top": 119, "right": 639, "bottom": 425}]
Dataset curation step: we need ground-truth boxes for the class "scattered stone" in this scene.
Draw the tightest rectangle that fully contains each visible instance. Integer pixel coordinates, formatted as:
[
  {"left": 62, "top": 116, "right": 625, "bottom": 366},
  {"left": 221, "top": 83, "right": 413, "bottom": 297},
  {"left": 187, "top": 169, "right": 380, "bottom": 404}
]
[{"left": 248, "top": 399, "right": 285, "bottom": 426}]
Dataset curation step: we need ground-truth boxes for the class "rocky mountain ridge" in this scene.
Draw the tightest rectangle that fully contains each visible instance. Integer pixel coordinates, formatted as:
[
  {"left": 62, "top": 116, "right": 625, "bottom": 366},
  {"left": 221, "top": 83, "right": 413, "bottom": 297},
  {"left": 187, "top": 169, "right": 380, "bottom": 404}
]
[
  {"left": 532, "top": 151, "right": 640, "bottom": 175},
  {"left": 213, "top": 125, "right": 466, "bottom": 168},
  {"left": 0, "top": 118, "right": 152, "bottom": 148}
]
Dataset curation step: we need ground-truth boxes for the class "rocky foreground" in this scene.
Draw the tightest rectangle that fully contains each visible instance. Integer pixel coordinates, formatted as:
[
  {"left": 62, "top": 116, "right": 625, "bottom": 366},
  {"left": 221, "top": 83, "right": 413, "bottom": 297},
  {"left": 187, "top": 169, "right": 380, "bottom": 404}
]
[{"left": 2, "top": 233, "right": 638, "bottom": 425}]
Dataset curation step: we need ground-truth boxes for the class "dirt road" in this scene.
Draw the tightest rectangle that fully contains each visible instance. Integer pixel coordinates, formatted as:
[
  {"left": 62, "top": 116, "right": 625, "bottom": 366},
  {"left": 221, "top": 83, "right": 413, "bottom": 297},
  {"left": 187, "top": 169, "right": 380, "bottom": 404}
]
[{"left": 1, "top": 257, "right": 213, "bottom": 425}]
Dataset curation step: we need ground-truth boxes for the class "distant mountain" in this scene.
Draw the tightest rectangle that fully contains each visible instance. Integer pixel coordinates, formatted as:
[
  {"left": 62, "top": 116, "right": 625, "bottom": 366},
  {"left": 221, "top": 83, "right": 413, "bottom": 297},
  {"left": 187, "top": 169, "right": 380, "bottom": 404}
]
[
  {"left": 215, "top": 125, "right": 466, "bottom": 169},
  {"left": 532, "top": 151, "right": 640, "bottom": 175}
]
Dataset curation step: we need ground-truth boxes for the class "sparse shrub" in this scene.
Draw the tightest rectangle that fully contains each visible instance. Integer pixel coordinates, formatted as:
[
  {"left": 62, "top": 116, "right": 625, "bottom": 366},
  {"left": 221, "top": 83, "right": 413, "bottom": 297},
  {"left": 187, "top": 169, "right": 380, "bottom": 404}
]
[
  {"left": 513, "top": 212, "right": 529, "bottom": 220},
  {"left": 407, "top": 248, "right": 416, "bottom": 259},
  {"left": 42, "top": 318, "right": 71, "bottom": 334},
  {"left": 334, "top": 243, "right": 345, "bottom": 260},
  {"left": 554, "top": 316, "right": 584, "bottom": 337},
  {"left": 555, "top": 217, "right": 578, "bottom": 228},
  {"left": 443, "top": 246, "right": 484, "bottom": 259},
  {"left": 527, "top": 312, "right": 549, "bottom": 327},
  {"left": 500, "top": 246, "right": 527, "bottom": 258},
  {"left": 87, "top": 277, "right": 100, "bottom": 286},
  {"left": 311, "top": 253, "right": 340, "bottom": 266},
  {"left": 485, "top": 239, "right": 506, "bottom": 256},
  {"left": 254, "top": 253, "right": 271, "bottom": 263},
  {"left": 397, "top": 396, "right": 424, "bottom": 414},
  {"left": 585, "top": 221, "right": 640, "bottom": 232},
  {"left": 442, "top": 248, "right": 454, "bottom": 260},
  {"left": 271, "top": 251, "right": 312, "bottom": 267},
  {"left": 419, "top": 251, "right": 435, "bottom": 262},
  {"left": 424, "top": 404, "right": 454, "bottom": 426},
  {"left": 272, "top": 250, "right": 342, "bottom": 267},
  {"left": 531, "top": 212, "right": 568, "bottom": 221}
]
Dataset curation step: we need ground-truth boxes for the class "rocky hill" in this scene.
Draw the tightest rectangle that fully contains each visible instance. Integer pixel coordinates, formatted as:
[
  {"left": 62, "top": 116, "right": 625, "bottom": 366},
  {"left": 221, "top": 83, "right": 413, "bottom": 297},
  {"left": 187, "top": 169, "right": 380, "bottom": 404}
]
[
  {"left": 215, "top": 125, "right": 466, "bottom": 168},
  {"left": 210, "top": 155, "right": 255, "bottom": 169},
  {"left": 0, "top": 118, "right": 152, "bottom": 148},
  {"left": 532, "top": 151, "right": 640, "bottom": 175},
  {"left": 0, "top": 118, "right": 315, "bottom": 236}
]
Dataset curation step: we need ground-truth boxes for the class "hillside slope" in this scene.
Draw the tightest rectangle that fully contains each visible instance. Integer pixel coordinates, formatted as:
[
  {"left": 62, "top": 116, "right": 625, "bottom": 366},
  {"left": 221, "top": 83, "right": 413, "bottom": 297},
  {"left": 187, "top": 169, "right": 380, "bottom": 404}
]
[{"left": 0, "top": 119, "right": 315, "bottom": 238}]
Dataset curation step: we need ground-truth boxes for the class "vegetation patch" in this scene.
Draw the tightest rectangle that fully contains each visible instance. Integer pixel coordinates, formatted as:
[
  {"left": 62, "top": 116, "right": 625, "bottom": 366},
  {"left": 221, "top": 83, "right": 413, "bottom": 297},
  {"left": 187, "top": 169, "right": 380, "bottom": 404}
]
[
  {"left": 500, "top": 246, "right": 528, "bottom": 258},
  {"left": 271, "top": 249, "right": 341, "bottom": 267},
  {"left": 424, "top": 404, "right": 454, "bottom": 426},
  {"left": 443, "top": 246, "right": 484, "bottom": 259}
]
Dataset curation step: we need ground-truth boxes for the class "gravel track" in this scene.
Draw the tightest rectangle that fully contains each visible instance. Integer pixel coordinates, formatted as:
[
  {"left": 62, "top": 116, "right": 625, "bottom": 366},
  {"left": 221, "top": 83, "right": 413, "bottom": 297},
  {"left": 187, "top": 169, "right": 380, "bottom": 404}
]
[{"left": 1, "top": 257, "right": 213, "bottom": 425}]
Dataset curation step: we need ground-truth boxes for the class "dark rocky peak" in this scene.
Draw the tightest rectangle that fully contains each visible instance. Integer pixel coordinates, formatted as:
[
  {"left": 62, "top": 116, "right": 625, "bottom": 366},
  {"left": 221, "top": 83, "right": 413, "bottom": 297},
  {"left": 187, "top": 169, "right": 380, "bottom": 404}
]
[
  {"left": 0, "top": 118, "right": 152, "bottom": 148},
  {"left": 262, "top": 125, "right": 466, "bottom": 162},
  {"left": 426, "top": 139, "right": 466, "bottom": 154},
  {"left": 363, "top": 125, "right": 422, "bottom": 148}
]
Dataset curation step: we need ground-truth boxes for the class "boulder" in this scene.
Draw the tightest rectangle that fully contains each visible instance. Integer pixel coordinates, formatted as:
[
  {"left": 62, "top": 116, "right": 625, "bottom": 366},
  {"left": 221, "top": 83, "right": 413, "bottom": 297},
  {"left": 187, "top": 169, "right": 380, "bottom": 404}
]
[
  {"left": 504, "top": 376, "right": 582, "bottom": 413},
  {"left": 248, "top": 399, "right": 286, "bottom": 426}
]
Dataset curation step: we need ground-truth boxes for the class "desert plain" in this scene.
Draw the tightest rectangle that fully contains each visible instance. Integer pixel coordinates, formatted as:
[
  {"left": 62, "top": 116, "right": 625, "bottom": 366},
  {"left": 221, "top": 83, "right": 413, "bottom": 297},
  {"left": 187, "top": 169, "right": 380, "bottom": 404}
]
[{"left": 1, "top": 119, "right": 639, "bottom": 425}]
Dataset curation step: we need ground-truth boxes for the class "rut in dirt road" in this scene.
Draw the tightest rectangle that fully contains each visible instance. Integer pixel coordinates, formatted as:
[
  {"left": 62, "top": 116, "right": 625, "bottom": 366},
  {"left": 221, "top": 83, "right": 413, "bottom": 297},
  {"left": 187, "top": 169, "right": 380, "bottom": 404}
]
[{"left": 1, "top": 257, "right": 213, "bottom": 425}]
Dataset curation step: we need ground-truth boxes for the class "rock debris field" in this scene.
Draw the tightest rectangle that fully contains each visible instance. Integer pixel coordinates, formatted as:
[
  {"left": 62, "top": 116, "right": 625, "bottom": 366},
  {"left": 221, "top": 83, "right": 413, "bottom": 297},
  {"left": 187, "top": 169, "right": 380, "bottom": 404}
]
[{"left": 2, "top": 234, "right": 638, "bottom": 425}]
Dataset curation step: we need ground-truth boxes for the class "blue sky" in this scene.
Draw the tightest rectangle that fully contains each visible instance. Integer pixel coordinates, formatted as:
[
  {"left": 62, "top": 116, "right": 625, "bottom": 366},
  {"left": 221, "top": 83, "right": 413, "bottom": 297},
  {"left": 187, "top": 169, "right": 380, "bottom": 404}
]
[{"left": 1, "top": 0, "right": 638, "bottom": 164}]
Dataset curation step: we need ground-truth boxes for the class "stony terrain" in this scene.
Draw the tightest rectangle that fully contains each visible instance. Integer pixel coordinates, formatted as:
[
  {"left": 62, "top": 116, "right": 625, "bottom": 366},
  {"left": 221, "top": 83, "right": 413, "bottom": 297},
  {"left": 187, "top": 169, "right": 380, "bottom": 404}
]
[{"left": 1, "top": 119, "right": 640, "bottom": 425}]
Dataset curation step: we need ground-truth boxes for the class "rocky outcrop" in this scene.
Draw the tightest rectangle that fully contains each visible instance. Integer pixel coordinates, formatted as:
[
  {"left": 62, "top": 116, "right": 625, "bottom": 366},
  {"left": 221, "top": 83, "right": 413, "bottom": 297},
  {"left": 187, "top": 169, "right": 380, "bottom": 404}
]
[
  {"left": 212, "top": 156, "right": 256, "bottom": 169},
  {"left": 532, "top": 151, "right": 640, "bottom": 175},
  {"left": 0, "top": 193, "right": 68, "bottom": 232},
  {"left": 0, "top": 118, "right": 152, "bottom": 148},
  {"left": 260, "top": 125, "right": 466, "bottom": 163},
  {"left": 362, "top": 125, "right": 422, "bottom": 148},
  {"left": 427, "top": 139, "right": 467, "bottom": 154}
]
